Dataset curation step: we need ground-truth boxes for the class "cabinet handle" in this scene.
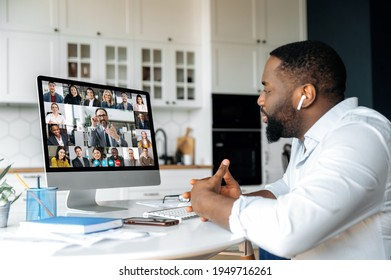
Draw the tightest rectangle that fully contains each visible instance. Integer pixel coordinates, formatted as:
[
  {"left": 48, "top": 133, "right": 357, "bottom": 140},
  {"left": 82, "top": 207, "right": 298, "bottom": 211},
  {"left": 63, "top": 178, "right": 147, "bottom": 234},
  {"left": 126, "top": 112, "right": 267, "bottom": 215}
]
[
  {"left": 54, "top": 28, "right": 59, "bottom": 32},
  {"left": 172, "top": 101, "right": 176, "bottom": 105},
  {"left": 168, "top": 37, "right": 172, "bottom": 42},
  {"left": 256, "top": 39, "right": 266, "bottom": 44},
  {"left": 97, "top": 31, "right": 101, "bottom": 36},
  {"left": 166, "top": 101, "right": 170, "bottom": 105}
]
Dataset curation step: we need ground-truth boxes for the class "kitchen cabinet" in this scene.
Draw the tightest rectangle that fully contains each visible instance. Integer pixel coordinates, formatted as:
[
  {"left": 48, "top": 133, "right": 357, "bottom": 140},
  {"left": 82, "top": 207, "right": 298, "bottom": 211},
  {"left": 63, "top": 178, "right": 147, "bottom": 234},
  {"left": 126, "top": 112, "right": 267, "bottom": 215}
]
[
  {"left": 211, "top": 0, "right": 305, "bottom": 46},
  {"left": 133, "top": 0, "right": 201, "bottom": 45},
  {"left": 99, "top": 39, "right": 135, "bottom": 88},
  {"left": 0, "top": 0, "right": 59, "bottom": 33},
  {"left": 0, "top": 0, "right": 133, "bottom": 38},
  {"left": 211, "top": 0, "right": 307, "bottom": 94},
  {"left": 135, "top": 43, "right": 201, "bottom": 109},
  {"left": 264, "top": 0, "right": 306, "bottom": 47},
  {"left": 211, "top": 0, "right": 261, "bottom": 44},
  {"left": 0, "top": 32, "right": 138, "bottom": 104},
  {"left": 132, "top": 0, "right": 202, "bottom": 108},
  {"left": 58, "top": 0, "right": 133, "bottom": 39},
  {"left": 60, "top": 36, "right": 137, "bottom": 88},
  {"left": 60, "top": 36, "right": 97, "bottom": 82},
  {"left": 0, "top": 0, "right": 203, "bottom": 106},
  {"left": 0, "top": 31, "right": 60, "bottom": 104},
  {"left": 211, "top": 0, "right": 305, "bottom": 185},
  {"left": 212, "top": 43, "right": 263, "bottom": 94}
]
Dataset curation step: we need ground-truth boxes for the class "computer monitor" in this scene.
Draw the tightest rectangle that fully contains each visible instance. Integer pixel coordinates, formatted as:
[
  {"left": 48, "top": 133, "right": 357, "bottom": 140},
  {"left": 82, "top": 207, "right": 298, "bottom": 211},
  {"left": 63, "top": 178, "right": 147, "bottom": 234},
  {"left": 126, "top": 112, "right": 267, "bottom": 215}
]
[{"left": 36, "top": 75, "right": 161, "bottom": 212}]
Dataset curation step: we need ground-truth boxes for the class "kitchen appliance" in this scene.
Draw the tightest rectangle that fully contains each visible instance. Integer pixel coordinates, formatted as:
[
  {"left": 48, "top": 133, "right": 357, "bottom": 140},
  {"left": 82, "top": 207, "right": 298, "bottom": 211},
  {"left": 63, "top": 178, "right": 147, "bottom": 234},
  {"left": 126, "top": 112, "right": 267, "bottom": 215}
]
[{"left": 212, "top": 94, "right": 262, "bottom": 185}]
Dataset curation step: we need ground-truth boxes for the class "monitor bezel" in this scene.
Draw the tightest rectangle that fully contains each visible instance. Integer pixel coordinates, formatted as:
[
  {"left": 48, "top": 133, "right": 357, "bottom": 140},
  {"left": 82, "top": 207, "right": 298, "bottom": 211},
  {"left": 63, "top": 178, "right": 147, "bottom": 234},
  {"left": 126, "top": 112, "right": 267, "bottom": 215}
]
[{"left": 36, "top": 75, "right": 161, "bottom": 191}]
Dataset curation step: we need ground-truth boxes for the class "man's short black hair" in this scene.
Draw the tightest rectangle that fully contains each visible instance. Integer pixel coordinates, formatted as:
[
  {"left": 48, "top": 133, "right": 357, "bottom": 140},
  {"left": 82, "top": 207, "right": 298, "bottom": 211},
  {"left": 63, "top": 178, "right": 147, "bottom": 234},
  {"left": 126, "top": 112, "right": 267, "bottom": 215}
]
[{"left": 270, "top": 40, "right": 346, "bottom": 102}]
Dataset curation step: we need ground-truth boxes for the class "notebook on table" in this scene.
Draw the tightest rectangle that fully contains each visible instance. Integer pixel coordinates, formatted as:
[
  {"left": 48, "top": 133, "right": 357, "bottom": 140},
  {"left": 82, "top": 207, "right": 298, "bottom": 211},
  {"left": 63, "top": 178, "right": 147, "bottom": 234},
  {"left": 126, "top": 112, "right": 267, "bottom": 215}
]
[{"left": 19, "top": 216, "right": 123, "bottom": 234}]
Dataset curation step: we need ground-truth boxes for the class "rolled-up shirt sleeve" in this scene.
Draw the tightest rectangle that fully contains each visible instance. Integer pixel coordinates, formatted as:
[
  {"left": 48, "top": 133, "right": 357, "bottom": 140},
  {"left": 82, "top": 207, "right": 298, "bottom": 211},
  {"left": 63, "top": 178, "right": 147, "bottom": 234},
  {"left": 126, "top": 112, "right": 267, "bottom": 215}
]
[{"left": 263, "top": 176, "right": 290, "bottom": 197}]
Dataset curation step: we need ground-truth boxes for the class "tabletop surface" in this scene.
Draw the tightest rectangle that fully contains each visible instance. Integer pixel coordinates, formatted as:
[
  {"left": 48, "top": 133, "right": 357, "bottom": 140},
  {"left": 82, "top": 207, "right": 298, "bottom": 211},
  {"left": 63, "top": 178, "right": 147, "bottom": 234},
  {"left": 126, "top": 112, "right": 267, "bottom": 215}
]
[{"left": 1, "top": 193, "right": 244, "bottom": 260}]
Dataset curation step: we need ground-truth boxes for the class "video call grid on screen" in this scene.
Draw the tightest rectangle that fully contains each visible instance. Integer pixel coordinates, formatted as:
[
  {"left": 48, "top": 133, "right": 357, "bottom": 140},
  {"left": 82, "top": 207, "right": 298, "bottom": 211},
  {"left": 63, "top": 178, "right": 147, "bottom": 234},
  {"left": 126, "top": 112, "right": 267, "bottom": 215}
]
[{"left": 37, "top": 76, "right": 159, "bottom": 172}]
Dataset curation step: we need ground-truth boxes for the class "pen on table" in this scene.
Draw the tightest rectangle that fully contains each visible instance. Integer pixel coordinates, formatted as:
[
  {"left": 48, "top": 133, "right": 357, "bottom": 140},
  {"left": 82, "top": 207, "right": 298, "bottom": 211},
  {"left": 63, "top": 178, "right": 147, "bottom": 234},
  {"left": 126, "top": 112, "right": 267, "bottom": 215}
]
[{"left": 15, "top": 173, "right": 54, "bottom": 218}]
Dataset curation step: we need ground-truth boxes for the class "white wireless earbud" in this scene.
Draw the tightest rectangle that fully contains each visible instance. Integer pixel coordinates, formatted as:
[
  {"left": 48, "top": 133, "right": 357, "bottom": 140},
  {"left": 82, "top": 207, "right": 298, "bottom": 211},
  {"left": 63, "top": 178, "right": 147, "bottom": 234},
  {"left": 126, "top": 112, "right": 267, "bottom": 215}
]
[{"left": 297, "top": 95, "right": 306, "bottom": 111}]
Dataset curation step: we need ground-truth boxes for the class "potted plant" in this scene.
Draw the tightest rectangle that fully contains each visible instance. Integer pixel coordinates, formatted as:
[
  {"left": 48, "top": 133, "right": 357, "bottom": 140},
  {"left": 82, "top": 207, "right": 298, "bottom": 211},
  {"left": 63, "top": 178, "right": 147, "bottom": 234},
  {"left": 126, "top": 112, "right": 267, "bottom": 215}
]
[{"left": 0, "top": 159, "right": 21, "bottom": 228}]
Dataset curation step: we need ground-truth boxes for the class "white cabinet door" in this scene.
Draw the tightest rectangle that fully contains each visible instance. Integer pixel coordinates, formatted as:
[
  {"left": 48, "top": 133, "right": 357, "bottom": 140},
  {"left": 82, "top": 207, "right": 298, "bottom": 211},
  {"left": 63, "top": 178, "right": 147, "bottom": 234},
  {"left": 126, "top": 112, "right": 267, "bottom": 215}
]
[
  {"left": 170, "top": 45, "right": 201, "bottom": 108},
  {"left": 264, "top": 0, "right": 306, "bottom": 46},
  {"left": 212, "top": 43, "right": 261, "bottom": 94},
  {"left": 58, "top": 0, "right": 133, "bottom": 39},
  {"left": 98, "top": 39, "right": 135, "bottom": 88},
  {"left": 61, "top": 37, "right": 137, "bottom": 86},
  {"left": 0, "top": 31, "right": 59, "bottom": 104},
  {"left": 211, "top": 0, "right": 265, "bottom": 44},
  {"left": 135, "top": 43, "right": 201, "bottom": 109},
  {"left": 211, "top": 0, "right": 306, "bottom": 94},
  {"left": 59, "top": 36, "right": 99, "bottom": 83},
  {"left": 0, "top": 0, "right": 59, "bottom": 33},
  {"left": 134, "top": 0, "right": 202, "bottom": 44},
  {"left": 212, "top": 0, "right": 306, "bottom": 45},
  {"left": 134, "top": 42, "right": 167, "bottom": 107}
]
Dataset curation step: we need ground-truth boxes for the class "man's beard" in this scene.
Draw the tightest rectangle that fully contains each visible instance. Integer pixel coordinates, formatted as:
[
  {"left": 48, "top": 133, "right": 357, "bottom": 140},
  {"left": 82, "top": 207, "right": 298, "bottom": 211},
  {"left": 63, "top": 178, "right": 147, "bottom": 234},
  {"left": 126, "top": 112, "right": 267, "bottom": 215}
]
[
  {"left": 264, "top": 106, "right": 299, "bottom": 143},
  {"left": 266, "top": 116, "right": 284, "bottom": 143}
]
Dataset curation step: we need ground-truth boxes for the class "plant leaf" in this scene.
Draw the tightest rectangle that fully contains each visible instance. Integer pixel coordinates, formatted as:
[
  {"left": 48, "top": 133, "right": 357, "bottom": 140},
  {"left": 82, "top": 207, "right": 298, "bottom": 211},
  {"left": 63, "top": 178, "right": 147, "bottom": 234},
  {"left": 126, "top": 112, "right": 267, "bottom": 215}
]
[
  {"left": 10, "top": 192, "right": 22, "bottom": 205},
  {"left": 0, "top": 164, "right": 12, "bottom": 181}
]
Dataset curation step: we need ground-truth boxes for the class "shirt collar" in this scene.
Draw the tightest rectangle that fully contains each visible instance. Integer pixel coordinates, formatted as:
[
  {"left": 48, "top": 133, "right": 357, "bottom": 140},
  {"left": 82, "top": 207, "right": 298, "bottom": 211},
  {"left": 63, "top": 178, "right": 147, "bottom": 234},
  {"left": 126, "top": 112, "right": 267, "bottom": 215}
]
[{"left": 303, "top": 97, "right": 358, "bottom": 151}]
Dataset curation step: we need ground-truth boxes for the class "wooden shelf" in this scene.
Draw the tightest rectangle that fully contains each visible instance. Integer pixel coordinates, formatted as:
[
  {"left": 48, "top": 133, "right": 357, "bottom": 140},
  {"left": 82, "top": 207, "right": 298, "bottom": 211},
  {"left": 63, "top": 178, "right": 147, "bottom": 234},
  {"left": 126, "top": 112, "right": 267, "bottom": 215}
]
[{"left": 8, "top": 168, "right": 44, "bottom": 173}]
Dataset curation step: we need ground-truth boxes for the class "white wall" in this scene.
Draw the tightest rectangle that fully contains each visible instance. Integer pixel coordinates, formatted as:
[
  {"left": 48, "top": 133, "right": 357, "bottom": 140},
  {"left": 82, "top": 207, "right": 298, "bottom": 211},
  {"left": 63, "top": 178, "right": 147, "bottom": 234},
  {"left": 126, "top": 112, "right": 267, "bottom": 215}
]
[{"left": 0, "top": 105, "right": 43, "bottom": 167}]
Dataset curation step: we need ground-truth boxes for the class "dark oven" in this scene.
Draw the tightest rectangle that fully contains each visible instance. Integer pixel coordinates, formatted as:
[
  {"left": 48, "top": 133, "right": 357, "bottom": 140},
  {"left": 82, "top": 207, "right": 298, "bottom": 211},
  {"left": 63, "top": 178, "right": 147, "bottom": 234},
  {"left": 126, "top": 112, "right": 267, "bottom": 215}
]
[{"left": 212, "top": 94, "right": 262, "bottom": 185}]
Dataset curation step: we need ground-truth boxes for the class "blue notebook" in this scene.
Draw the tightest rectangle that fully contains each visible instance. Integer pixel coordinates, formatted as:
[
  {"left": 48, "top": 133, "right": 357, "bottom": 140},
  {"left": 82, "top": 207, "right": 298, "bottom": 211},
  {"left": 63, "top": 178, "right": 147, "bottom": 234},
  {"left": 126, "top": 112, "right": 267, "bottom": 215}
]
[{"left": 19, "top": 216, "right": 123, "bottom": 234}]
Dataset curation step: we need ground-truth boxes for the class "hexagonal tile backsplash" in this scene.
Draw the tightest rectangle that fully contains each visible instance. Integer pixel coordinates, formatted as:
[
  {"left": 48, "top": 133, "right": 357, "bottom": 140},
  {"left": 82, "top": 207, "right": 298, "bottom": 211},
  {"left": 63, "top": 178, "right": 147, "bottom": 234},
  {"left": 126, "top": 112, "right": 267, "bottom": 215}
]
[{"left": 0, "top": 105, "right": 192, "bottom": 168}]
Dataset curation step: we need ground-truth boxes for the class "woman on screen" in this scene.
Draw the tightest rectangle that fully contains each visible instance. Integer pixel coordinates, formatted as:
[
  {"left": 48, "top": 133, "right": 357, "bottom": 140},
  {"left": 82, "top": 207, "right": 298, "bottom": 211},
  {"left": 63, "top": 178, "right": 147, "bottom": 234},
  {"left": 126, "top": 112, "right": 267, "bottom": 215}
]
[
  {"left": 47, "top": 124, "right": 69, "bottom": 146},
  {"left": 137, "top": 130, "right": 153, "bottom": 148},
  {"left": 91, "top": 146, "right": 106, "bottom": 167},
  {"left": 126, "top": 148, "right": 139, "bottom": 166},
  {"left": 134, "top": 94, "right": 147, "bottom": 112},
  {"left": 101, "top": 90, "right": 116, "bottom": 109},
  {"left": 51, "top": 146, "right": 70, "bottom": 168},
  {"left": 64, "top": 84, "right": 82, "bottom": 105},
  {"left": 46, "top": 102, "right": 66, "bottom": 124}
]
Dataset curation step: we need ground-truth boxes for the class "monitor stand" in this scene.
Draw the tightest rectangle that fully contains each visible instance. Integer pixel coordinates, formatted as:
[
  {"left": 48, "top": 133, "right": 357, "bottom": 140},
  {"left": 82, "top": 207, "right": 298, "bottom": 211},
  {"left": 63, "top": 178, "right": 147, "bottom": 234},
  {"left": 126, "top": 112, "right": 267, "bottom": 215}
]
[{"left": 65, "top": 189, "right": 127, "bottom": 213}]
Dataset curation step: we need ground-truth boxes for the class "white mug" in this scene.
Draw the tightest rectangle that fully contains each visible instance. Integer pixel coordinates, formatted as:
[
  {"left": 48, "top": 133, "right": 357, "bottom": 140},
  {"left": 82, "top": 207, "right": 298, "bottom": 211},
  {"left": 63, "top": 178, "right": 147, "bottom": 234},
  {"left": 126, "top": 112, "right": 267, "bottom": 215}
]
[{"left": 182, "top": 154, "right": 192, "bottom": 165}]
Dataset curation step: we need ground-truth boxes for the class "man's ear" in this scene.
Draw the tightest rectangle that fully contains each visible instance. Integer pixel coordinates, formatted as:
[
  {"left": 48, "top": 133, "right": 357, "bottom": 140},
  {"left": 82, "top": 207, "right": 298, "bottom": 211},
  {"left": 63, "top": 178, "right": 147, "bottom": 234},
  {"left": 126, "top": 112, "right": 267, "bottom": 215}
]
[{"left": 300, "top": 83, "right": 316, "bottom": 109}]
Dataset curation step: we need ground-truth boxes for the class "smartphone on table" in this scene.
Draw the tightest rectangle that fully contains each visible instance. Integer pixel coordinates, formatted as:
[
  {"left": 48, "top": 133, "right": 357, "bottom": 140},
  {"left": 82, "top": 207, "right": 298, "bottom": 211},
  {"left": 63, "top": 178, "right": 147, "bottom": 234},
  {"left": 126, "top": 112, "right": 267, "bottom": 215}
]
[{"left": 123, "top": 217, "right": 179, "bottom": 226}]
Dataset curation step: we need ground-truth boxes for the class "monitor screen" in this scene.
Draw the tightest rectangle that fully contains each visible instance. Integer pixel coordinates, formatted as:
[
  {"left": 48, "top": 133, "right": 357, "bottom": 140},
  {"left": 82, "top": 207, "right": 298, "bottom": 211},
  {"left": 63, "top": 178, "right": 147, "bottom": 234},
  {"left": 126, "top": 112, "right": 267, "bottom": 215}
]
[{"left": 36, "top": 76, "right": 161, "bottom": 212}]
